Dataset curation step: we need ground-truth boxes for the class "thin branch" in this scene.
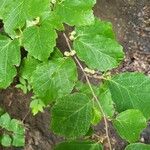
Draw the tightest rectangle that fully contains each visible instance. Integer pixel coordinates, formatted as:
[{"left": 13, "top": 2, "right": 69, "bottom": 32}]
[
  {"left": 22, "top": 110, "right": 30, "bottom": 123},
  {"left": 63, "top": 33, "right": 112, "bottom": 150}
]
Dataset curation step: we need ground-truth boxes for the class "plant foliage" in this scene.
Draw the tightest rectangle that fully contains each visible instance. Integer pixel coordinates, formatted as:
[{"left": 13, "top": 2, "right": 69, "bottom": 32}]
[
  {"left": 0, "top": 0, "right": 150, "bottom": 149},
  {"left": 0, "top": 111, "right": 25, "bottom": 147}
]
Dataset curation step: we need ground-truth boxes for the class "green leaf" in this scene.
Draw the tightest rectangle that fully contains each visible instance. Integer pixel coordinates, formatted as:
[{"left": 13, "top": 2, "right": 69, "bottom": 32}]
[
  {"left": 0, "top": 35, "right": 20, "bottom": 88},
  {"left": 3, "top": 0, "right": 50, "bottom": 35},
  {"left": 0, "top": 107, "right": 5, "bottom": 116},
  {"left": 23, "top": 23, "right": 57, "bottom": 61},
  {"left": 73, "top": 19, "right": 124, "bottom": 71},
  {"left": 54, "top": 141, "right": 103, "bottom": 150},
  {"left": 99, "top": 84, "right": 115, "bottom": 118},
  {"left": 12, "top": 134, "right": 25, "bottom": 147},
  {"left": 0, "top": 113, "right": 25, "bottom": 134},
  {"left": 41, "top": 11, "right": 64, "bottom": 31},
  {"left": 15, "top": 84, "right": 28, "bottom": 94},
  {"left": 75, "top": 81, "right": 99, "bottom": 98},
  {"left": 31, "top": 57, "right": 77, "bottom": 104},
  {"left": 16, "top": 77, "right": 29, "bottom": 93},
  {"left": 108, "top": 72, "right": 150, "bottom": 119},
  {"left": 75, "top": 19, "right": 115, "bottom": 39},
  {"left": 30, "top": 99, "right": 46, "bottom": 115},
  {"left": 113, "top": 109, "right": 147, "bottom": 143},
  {"left": 54, "top": 0, "right": 96, "bottom": 26},
  {"left": 28, "top": 0, "right": 50, "bottom": 17},
  {"left": 75, "top": 82, "right": 103, "bottom": 125},
  {"left": 50, "top": 48, "right": 63, "bottom": 59},
  {"left": 91, "top": 107, "right": 102, "bottom": 125},
  {"left": 0, "top": 113, "right": 11, "bottom": 129},
  {"left": 0, "top": 113, "right": 25, "bottom": 147},
  {"left": 75, "top": 81, "right": 114, "bottom": 119},
  {"left": 1, "top": 134, "right": 12, "bottom": 147},
  {"left": 0, "top": 0, "right": 12, "bottom": 19},
  {"left": 85, "top": 127, "right": 94, "bottom": 137},
  {"left": 51, "top": 93, "right": 93, "bottom": 138},
  {"left": 19, "top": 77, "right": 26, "bottom": 85},
  {"left": 8, "top": 119, "right": 25, "bottom": 135},
  {"left": 125, "top": 143, "right": 150, "bottom": 150},
  {"left": 20, "top": 55, "right": 41, "bottom": 81}
]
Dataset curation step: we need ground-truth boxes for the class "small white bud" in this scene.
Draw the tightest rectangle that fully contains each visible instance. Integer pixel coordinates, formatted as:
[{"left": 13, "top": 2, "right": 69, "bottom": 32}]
[
  {"left": 64, "top": 50, "right": 76, "bottom": 57},
  {"left": 84, "top": 67, "right": 96, "bottom": 74},
  {"left": 71, "top": 31, "right": 76, "bottom": 36},
  {"left": 70, "top": 50, "right": 76, "bottom": 56},
  {"left": 69, "top": 35, "right": 75, "bottom": 41},
  {"left": 51, "top": 0, "right": 56, "bottom": 4},
  {"left": 64, "top": 51, "right": 70, "bottom": 57}
]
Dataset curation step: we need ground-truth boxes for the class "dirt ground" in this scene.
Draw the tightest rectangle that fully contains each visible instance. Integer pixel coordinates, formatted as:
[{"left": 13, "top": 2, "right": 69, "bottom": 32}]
[{"left": 0, "top": 0, "right": 150, "bottom": 150}]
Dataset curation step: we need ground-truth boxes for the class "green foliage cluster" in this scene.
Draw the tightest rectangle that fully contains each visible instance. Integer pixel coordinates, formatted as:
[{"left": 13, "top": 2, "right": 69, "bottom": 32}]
[
  {"left": 0, "top": 0, "right": 150, "bottom": 149},
  {"left": 0, "top": 109, "right": 25, "bottom": 147}
]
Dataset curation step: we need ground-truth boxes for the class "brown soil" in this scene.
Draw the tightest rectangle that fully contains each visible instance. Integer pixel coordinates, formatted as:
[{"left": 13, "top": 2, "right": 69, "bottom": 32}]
[{"left": 0, "top": 0, "right": 150, "bottom": 150}]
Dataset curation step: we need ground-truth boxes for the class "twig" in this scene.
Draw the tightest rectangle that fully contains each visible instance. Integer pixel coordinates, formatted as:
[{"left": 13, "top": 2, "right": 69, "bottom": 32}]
[
  {"left": 63, "top": 33, "right": 112, "bottom": 150},
  {"left": 22, "top": 110, "right": 30, "bottom": 123}
]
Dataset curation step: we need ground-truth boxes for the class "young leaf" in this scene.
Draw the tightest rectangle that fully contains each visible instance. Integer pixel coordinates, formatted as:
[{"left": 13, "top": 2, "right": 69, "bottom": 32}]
[
  {"left": 0, "top": 113, "right": 11, "bottom": 129},
  {"left": 108, "top": 72, "right": 150, "bottom": 119},
  {"left": 15, "top": 77, "right": 29, "bottom": 94},
  {"left": 51, "top": 93, "right": 93, "bottom": 138},
  {"left": 125, "top": 143, "right": 150, "bottom": 150},
  {"left": 54, "top": 141, "right": 103, "bottom": 150},
  {"left": 3, "top": 0, "right": 50, "bottom": 35},
  {"left": 73, "top": 19, "right": 124, "bottom": 71},
  {"left": 19, "top": 77, "right": 26, "bottom": 85},
  {"left": 0, "top": 35, "right": 20, "bottom": 88},
  {"left": 12, "top": 134, "right": 25, "bottom": 147},
  {"left": 31, "top": 58, "right": 77, "bottom": 104},
  {"left": 15, "top": 84, "right": 28, "bottom": 94},
  {"left": 113, "top": 109, "right": 147, "bottom": 143},
  {"left": 23, "top": 23, "right": 57, "bottom": 61},
  {"left": 1, "top": 134, "right": 12, "bottom": 147},
  {"left": 91, "top": 107, "right": 102, "bottom": 125},
  {"left": 53, "top": 0, "right": 96, "bottom": 26},
  {"left": 30, "top": 99, "right": 45, "bottom": 115},
  {"left": 8, "top": 119, "right": 25, "bottom": 135},
  {"left": 0, "top": 112, "right": 25, "bottom": 147}
]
